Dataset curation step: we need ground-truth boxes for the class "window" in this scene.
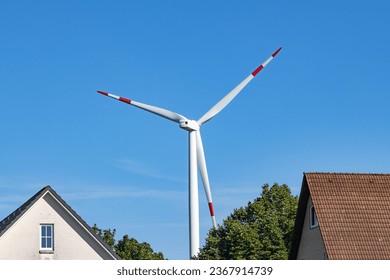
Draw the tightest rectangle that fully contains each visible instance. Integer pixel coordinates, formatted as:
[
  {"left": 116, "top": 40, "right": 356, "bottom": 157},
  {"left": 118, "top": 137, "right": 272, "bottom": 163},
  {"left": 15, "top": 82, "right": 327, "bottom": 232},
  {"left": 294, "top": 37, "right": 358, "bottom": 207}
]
[
  {"left": 40, "top": 224, "right": 54, "bottom": 250},
  {"left": 309, "top": 206, "right": 318, "bottom": 228}
]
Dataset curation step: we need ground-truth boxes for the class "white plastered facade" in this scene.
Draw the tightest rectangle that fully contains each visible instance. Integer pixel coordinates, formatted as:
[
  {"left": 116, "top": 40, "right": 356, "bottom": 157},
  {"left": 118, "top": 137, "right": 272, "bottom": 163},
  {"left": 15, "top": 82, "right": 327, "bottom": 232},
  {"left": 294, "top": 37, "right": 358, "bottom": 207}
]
[{"left": 0, "top": 190, "right": 116, "bottom": 260}]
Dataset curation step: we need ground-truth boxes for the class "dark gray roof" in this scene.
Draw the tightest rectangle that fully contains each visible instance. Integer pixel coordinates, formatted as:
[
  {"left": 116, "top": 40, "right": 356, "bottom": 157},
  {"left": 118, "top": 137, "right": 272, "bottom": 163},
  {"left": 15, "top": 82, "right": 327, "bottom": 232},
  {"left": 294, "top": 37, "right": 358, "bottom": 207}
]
[
  {"left": 0, "top": 186, "right": 46, "bottom": 237},
  {"left": 0, "top": 185, "right": 120, "bottom": 259}
]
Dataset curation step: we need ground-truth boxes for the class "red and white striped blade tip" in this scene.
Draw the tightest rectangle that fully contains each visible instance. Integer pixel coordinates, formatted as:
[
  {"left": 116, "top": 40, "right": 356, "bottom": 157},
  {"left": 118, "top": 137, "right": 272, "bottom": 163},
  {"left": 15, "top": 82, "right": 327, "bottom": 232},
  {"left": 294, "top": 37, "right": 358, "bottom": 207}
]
[
  {"left": 251, "top": 47, "right": 282, "bottom": 77},
  {"left": 97, "top": 90, "right": 132, "bottom": 104},
  {"left": 97, "top": 90, "right": 109, "bottom": 96},
  {"left": 272, "top": 47, "right": 282, "bottom": 57},
  {"left": 209, "top": 202, "right": 215, "bottom": 217}
]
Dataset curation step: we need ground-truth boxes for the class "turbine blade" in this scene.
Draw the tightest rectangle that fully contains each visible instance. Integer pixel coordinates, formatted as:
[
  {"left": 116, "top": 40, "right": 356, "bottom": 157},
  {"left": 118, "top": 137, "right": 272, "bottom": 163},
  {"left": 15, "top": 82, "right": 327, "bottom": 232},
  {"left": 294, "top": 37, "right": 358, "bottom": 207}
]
[
  {"left": 197, "top": 47, "right": 282, "bottom": 126},
  {"left": 97, "top": 90, "right": 187, "bottom": 123},
  {"left": 196, "top": 130, "right": 216, "bottom": 228}
]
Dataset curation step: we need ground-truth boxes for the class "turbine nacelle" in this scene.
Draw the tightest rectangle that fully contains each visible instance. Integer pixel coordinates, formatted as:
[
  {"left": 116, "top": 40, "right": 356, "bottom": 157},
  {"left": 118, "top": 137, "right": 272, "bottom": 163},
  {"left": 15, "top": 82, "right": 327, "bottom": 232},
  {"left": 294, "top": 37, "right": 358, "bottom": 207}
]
[{"left": 180, "top": 120, "right": 200, "bottom": 132}]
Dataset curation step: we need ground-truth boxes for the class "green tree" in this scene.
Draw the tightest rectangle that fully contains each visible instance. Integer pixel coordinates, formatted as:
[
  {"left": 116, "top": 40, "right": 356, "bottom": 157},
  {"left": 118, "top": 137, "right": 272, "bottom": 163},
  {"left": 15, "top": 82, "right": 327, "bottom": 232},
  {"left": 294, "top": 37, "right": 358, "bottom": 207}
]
[
  {"left": 92, "top": 224, "right": 116, "bottom": 247},
  {"left": 92, "top": 224, "right": 165, "bottom": 260},
  {"left": 115, "top": 234, "right": 165, "bottom": 260},
  {"left": 198, "top": 183, "right": 298, "bottom": 260}
]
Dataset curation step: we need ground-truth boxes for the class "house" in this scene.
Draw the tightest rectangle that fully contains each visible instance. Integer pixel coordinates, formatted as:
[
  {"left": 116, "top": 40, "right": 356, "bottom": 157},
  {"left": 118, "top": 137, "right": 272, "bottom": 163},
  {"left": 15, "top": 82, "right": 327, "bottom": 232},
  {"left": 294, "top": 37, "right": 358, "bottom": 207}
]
[
  {"left": 290, "top": 172, "right": 390, "bottom": 260},
  {"left": 0, "top": 186, "right": 119, "bottom": 260}
]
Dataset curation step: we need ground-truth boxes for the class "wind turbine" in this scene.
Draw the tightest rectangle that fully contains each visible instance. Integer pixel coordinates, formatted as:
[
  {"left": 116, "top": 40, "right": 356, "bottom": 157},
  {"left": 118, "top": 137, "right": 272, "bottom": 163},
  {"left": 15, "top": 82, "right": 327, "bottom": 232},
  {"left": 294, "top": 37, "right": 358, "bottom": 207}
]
[{"left": 97, "top": 47, "right": 282, "bottom": 258}]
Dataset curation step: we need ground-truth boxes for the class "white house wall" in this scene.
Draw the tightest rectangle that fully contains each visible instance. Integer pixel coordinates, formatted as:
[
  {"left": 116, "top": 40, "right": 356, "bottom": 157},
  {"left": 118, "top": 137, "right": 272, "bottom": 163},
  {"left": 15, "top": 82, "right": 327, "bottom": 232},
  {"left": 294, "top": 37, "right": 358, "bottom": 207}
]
[{"left": 0, "top": 192, "right": 113, "bottom": 260}]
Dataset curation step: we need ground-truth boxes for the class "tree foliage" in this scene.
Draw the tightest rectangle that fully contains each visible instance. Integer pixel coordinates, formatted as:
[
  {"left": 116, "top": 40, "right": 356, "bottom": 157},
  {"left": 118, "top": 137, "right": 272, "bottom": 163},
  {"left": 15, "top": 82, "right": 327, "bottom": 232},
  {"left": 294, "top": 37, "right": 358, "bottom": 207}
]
[
  {"left": 92, "top": 224, "right": 116, "bottom": 247},
  {"left": 198, "top": 183, "right": 298, "bottom": 260},
  {"left": 92, "top": 224, "right": 165, "bottom": 260},
  {"left": 115, "top": 234, "right": 165, "bottom": 260}
]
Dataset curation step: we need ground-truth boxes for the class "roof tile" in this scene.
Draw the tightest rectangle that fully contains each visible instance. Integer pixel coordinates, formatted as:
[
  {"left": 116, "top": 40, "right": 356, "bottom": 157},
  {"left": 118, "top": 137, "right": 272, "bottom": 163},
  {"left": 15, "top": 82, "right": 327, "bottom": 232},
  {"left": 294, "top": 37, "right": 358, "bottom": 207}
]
[{"left": 305, "top": 173, "right": 390, "bottom": 260}]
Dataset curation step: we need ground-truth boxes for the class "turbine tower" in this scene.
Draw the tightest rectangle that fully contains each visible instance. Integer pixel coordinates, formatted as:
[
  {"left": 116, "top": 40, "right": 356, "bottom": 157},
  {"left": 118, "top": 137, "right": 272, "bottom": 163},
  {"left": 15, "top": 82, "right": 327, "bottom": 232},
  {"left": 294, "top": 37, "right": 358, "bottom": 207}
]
[{"left": 97, "top": 47, "right": 282, "bottom": 258}]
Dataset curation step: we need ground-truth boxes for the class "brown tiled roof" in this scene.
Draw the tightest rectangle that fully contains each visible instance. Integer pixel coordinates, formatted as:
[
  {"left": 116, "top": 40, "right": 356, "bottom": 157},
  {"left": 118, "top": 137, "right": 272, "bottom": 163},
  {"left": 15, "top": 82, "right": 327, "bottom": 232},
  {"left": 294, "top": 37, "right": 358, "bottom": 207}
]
[{"left": 291, "top": 172, "right": 390, "bottom": 260}]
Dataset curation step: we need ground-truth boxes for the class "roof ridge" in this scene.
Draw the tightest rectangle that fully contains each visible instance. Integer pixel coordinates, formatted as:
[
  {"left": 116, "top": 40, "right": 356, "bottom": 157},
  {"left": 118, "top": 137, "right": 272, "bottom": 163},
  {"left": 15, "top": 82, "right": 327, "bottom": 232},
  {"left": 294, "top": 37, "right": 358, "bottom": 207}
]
[
  {"left": 0, "top": 186, "right": 120, "bottom": 260},
  {"left": 0, "top": 186, "right": 51, "bottom": 235}
]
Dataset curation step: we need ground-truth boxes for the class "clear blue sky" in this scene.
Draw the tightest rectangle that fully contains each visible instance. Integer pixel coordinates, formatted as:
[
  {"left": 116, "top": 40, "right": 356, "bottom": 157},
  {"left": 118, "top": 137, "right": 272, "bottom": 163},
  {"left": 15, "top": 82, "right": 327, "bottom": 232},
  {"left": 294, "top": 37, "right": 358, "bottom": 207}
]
[{"left": 1, "top": 1, "right": 389, "bottom": 259}]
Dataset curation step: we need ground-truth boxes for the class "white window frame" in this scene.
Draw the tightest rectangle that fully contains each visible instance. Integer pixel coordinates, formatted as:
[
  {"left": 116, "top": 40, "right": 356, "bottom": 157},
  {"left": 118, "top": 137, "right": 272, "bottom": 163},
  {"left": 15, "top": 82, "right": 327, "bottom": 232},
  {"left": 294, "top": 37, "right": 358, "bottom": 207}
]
[
  {"left": 40, "top": 224, "right": 54, "bottom": 251},
  {"left": 309, "top": 206, "right": 318, "bottom": 229}
]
